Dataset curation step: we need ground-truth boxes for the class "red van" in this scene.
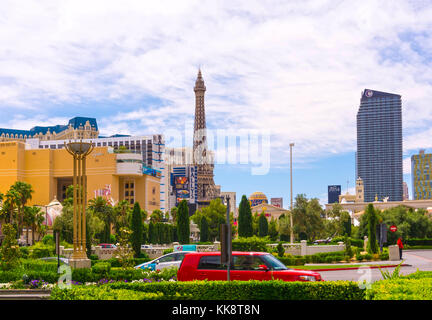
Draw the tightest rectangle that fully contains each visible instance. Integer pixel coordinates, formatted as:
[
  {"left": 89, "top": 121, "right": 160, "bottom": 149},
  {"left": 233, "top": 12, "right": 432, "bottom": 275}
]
[{"left": 177, "top": 251, "right": 322, "bottom": 282}]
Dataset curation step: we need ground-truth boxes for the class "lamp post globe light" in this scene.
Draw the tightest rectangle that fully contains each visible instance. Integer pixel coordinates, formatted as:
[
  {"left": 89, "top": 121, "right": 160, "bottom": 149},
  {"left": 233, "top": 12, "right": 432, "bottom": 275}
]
[{"left": 65, "top": 140, "right": 94, "bottom": 269}]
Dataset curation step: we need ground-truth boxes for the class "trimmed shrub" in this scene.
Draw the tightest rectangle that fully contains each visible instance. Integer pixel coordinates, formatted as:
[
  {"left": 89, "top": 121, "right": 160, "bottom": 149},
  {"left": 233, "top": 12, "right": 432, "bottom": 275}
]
[
  {"left": 42, "top": 235, "right": 54, "bottom": 245},
  {"left": 19, "top": 247, "right": 30, "bottom": 259},
  {"left": 331, "top": 236, "right": 363, "bottom": 248},
  {"left": 163, "top": 249, "right": 174, "bottom": 255},
  {"left": 401, "top": 271, "right": 432, "bottom": 279},
  {"left": 92, "top": 262, "right": 111, "bottom": 276},
  {"left": 22, "top": 260, "right": 58, "bottom": 272},
  {"left": 366, "top": 278, "right": 432, "bottom": 300},
  {"left": 325, "top": 256, "right": 335, "bottom": 263},
  {"left": 89, "top": 254, "right": 99, "bottom": 261},
  {"left": 276, "top": 243, "right": 284, "bottom": 258},
  {"left": 110, "top": 280, "right": 365, "bottom": 300},
  {"left": 232, "top": 236, "right": 269, "bottom": 252},
  {"left": 90, "top": 257, "right": 151, "bottom": 268},
  {"left": 362, "top": 253, "right": 372, "bottom": 261},
  {"left": 28, "top": 242, "right": 55, "bottom": 259},
  {"left": 51, "top": 280, "right": 366, "bottom": 300},
  {"left": 50, "top": 286, "right": 164, "bottom": 300},
  {"left": 404, "top": 238, "right": 432, "bottom": 246},
  {"left": 0, "top": 260, "right": 175, "bottom": 284}
]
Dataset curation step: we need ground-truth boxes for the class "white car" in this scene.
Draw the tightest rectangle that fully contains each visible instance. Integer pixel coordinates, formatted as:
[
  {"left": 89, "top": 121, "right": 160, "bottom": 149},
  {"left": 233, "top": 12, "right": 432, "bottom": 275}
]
[
  {"left": 141, "top": 244, "right": 153, "bottom": 249},
  {"left": 135, "top": 251, "right": 194, "bottom": 271}
]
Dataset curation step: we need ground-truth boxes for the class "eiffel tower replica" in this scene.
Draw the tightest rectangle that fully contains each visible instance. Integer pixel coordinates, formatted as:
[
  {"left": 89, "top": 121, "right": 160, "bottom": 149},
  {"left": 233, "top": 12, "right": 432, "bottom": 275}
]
[{"left": 193, "top": 69, "right": 220, "bottom": 210}]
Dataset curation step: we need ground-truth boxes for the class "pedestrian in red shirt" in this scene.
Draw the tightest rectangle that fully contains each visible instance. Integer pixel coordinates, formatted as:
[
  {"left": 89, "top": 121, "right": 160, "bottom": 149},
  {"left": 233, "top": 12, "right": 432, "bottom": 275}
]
[{"left": 397, "top": 237, "right": 404, "bottom": 259}]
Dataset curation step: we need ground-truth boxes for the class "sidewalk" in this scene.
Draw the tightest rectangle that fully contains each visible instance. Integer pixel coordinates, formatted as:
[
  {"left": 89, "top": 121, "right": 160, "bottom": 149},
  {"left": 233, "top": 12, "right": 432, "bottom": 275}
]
[{"left": 402, "top": 250, "right": 432, "bottom": 271}]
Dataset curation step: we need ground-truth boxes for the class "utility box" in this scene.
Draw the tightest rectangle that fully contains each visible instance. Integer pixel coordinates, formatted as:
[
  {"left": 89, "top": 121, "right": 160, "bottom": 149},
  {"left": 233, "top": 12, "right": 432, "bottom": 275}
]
[{"left": 388, "top": 245, "right": 400, "bottom": 261}]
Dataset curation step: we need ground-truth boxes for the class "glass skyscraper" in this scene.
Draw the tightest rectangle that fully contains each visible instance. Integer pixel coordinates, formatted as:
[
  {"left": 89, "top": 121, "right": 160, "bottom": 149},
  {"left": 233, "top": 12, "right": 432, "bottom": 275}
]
[{"left": 356, "top": 89, "right": 403, "bottom": 202}]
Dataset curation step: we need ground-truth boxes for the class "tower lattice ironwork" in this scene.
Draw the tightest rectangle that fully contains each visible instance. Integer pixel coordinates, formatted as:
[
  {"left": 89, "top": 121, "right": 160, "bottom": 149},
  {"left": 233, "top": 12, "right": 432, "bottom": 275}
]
[{"left": 193, "top": 69, "right": 219, "bottom": 207}]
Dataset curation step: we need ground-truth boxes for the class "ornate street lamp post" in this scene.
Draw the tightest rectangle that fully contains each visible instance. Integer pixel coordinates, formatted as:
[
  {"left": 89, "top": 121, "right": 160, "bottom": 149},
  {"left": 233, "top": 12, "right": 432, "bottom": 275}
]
[{"left": 65, "top": 140, "right": 94, "bottom": 268}]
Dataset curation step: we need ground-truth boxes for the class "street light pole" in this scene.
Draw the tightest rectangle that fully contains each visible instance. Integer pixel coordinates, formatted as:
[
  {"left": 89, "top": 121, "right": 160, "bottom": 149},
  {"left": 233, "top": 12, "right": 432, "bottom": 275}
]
[
  {"left": 290, "top": 143, "right": 294, "bottom": 243},
  {"left": 226, "top": 195, "right": 231, "bottom": 281}
]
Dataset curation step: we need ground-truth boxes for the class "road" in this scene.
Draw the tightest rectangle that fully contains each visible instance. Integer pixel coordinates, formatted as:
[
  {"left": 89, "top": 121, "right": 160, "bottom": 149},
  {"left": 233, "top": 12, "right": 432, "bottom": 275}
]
[{"left": 319, "top": 250, "right": 432, "bottom": 282}]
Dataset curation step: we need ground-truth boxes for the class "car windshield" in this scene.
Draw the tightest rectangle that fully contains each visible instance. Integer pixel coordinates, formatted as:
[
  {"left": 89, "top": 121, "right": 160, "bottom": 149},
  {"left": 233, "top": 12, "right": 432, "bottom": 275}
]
[{"left": 260, "top": 254, "right": 289, "bottom": 270}]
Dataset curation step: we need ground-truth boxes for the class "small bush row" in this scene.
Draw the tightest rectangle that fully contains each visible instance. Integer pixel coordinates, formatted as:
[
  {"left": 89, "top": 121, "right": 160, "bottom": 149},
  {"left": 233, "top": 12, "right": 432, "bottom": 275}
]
[
  {"left": 50, "top": 280, "right": 365, "bottom": 300},
  {"left": 366, "top": 278, "right": 432, "bottom": 300},
  {"left": 330, "top": 236, "right": 364, "bottom": 248},
  {"left": 404, "top": 238, "right": 432, "bottom": 246},
  {"left": 89, "top": 257, "right": 151, "bottom": 267},
  {"left": 50, "top": 286, "right": 164, "bottom": 300},
  {"left": 232, "top": 237, "right": 270, "bottom": 252},
  {"left": 0, "top": 260, "right": 177, "bottom": 284}
]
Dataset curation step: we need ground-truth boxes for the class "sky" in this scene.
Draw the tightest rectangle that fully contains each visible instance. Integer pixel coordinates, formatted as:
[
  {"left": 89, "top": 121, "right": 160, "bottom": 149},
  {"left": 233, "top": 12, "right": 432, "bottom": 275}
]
[{"left": 1, "top": 0, "right": 432, "bottom": 208}]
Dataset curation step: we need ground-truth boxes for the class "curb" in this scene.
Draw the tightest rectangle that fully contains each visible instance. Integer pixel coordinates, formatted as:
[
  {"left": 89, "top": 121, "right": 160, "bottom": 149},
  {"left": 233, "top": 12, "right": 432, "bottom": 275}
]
[{"left": 311, "top": 264, "right": 411, "bottom": 272}]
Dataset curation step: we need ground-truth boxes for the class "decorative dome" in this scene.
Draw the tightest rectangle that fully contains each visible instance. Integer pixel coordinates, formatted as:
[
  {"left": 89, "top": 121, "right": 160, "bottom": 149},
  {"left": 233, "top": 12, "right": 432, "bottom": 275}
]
[
  {"left": 44, "top": 196, "right": 63, "bottom": 227},
  {"left": 249, "top": 192, "right": 268, "bottom": 207}
]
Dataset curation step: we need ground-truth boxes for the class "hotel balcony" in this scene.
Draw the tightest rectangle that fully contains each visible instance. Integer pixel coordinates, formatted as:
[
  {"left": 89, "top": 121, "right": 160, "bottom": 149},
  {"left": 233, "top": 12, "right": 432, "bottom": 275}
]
[{"left": 116, "top": 153, "right": 143, "bottom": 176}]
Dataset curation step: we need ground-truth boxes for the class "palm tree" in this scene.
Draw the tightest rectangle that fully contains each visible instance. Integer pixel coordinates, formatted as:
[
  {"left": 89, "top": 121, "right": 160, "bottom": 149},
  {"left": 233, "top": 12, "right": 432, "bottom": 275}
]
[
  {"left": 10, "top": 182, "right": 34, "bottom": 237},
  {"left": 88, "top": 196, "right": 114, "bottom": 243},
  {"left": 3, "top": 188, "right": 20, "bottom": 225},
  {"left": 150, "top": 210, "right": 163, "bottom": 223},
  {"left": 170, "top": 207, "right": 178, "bottom": 224},
  {"left": 113, "top": 200, "right": 130, "bottom": 234},
  {"left": 23, "top": 206, "right": 46, "bottom": 244},
  {"left": 33, "top": 207, "right": 46, "bottom": 242}
]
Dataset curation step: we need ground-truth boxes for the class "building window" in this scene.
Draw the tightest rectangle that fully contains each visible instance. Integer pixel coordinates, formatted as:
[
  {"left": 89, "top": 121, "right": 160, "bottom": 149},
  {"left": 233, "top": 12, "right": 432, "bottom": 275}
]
[{"left": 124, "top": 179, "right": 135, "bottom": 205}]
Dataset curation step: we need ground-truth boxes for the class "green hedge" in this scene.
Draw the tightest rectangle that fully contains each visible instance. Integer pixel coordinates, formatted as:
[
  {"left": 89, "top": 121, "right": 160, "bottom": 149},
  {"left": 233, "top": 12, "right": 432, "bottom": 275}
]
[
  {"left": 232, "top": 237, "right": 270, "bottom": 252},
  {"left": 0, "top": 260, "right": 176, "bottom": 284},
  {"left": 404, "top": 238, "right": 432, "bottom": 246},
  {"left": 51, "top": 280, "right": 365, "bottom": 300},
  {"left": 309, "top": 251, "right": 345, "bottom": 264},
  {"left": 400, "top": 270, "right": 432, "bottom": 279},
  {"left": 274, "top": 251, "right": 349, "bottom": 265},
  {"left": 50, "top": 286, "right": 164, "bottom": 300},
  {"left": 90, "top": 257, "right": 151, "bottom": 267},
  {"left": 366, "top": 278, "right": 432, "bottom": 300},
  {"left": 330, "top": 236, "right": 363, "bottom": 248},
  {"left": 277, "top": 256, "right": 306, "bottom": 266}
]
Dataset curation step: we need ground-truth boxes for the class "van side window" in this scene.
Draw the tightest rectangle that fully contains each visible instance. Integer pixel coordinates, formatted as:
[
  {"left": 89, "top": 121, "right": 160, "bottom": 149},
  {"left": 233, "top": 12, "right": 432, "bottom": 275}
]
[
  {"left": 197, "top": 256, "right": 223, "bottom": 270},
  {"left": 232, "top": 255, "right": 264, "bottom": 270}
]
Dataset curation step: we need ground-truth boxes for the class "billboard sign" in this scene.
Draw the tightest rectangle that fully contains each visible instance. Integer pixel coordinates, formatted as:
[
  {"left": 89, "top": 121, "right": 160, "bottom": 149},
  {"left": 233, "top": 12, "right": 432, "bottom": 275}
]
[
  {"left": 176, "top": 190, "right": 190, "bottom": 202},
  {"left": 174, "top": 244, "right": 197, "bottom": 252},
  {"left": 328, "top": 185, "right": 341, "bottom": 204},
  {"left": 143, "top": 165, "right": 162, "bottom": 178},
  {"left": 175, "top": 176, "right": 188, "bottom": 189},
  {"left": 271, "top": 197, "right": 283, "bottom": 208}
]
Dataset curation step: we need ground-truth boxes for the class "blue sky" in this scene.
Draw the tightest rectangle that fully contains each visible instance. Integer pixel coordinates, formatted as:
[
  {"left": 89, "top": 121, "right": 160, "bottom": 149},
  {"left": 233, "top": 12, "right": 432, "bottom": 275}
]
[{"left": 1, "top": 0, "right": 432, "bottom": 208}]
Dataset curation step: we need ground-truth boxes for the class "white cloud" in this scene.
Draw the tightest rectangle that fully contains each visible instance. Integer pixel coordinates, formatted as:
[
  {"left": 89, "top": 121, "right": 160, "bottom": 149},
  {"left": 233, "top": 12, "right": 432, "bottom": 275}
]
[{"left": 0, "top": 0, "right": 432, "bottom": 167}]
